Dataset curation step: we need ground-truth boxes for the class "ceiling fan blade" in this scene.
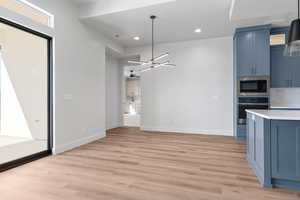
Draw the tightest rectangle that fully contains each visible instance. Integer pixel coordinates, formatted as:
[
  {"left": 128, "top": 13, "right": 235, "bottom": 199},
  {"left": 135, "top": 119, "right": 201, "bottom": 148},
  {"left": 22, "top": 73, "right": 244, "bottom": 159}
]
[
  {"left": 153, "top": 53, "right": 169, "bottom": 61},
  {"left": 140, "top": 61, "right": 175, "bottom": 73},
  {"left": 152, "top": 62, "right": 167, "bottom": 69},
  {"left": 128, "top": 60, "right": 147, "bottom": 65},
  {"left": 140, "top": 67, "right": 152, "bottom": 72},
  {"left": 147, "top": 61, "right": 169, "bottom": 69},
  {"left": 163, "top": 63, "right": 176, "bottom": 67},
  {"left": 157, "top": 61, "right": 171, "bottom": 66}
]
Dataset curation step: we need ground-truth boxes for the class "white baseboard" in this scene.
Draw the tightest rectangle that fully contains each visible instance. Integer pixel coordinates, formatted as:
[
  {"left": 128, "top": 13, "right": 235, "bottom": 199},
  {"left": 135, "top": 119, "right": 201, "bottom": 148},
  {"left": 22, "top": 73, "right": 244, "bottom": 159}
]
[
  {"left": 52, "top": 132, "right": 106, "bottom": 154},
  {"left": 141, "top": 126, "right": 233, "bottom": 136},
  {"left": 106, "top": 122, "right": 123, "bottom": 130}
]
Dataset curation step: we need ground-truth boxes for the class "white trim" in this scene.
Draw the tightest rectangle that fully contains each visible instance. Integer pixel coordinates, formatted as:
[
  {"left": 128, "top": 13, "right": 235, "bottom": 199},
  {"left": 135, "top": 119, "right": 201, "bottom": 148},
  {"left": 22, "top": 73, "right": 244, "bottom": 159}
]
[
  {"left": 17, "top": 0, "right": 55, "bottom": 27},
  {"left": 106, "top": 122, "right": 122, "bottom": 130},
  {"left": 52, "top": 132, "right": 106, "bottom": 154},
  {"left": 0, "top": 7, "right": 54, "bottom": 37},
  {"left": 141, "top": 126, "right": 233, "bottom": 136}
]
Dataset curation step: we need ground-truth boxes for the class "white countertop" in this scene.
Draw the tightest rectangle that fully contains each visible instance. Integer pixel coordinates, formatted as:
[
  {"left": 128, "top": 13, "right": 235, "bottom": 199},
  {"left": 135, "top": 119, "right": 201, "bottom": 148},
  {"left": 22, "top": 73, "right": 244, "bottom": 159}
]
[{"left": 246, "top": 109, "right": 300, "bottom": 120}]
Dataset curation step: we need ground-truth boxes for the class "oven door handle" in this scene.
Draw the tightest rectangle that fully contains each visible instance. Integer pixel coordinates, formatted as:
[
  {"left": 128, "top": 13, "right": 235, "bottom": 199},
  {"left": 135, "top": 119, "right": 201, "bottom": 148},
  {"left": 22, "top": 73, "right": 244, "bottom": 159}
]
[{"left": 238, "top": 103, "right": 269, "bottom": 106}]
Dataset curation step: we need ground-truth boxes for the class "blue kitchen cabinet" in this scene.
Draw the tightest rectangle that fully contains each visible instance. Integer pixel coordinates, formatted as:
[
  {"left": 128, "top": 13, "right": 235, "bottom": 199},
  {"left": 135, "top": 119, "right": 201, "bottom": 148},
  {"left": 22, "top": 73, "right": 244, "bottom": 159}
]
[
  {"left": 235, "top": 25, "right": 271, "bottom": 77},
  {"left": 247, "top": 114, "right": 270, "bottom": 186},
  {"left": 247, "top": 111, "right": 300, "bottom": 190},
  {"left": 234, "top": 25, "right": 271, "bottom": 142},
  {"left": 271, "top": 120, "right": 300, "bottom": 182},
  {"left": 237, "top": 124, "right": 246, "bottom": 141},
  {"left": 271, "top": 45, "right": 300, "bottom": 88},
  {"left": 236, "top": 31, "right": 253, "bottom": 77},
  {"left": 247, "top": 115, "right": 255, "bottom": 160},
  {"left": 291, "top": 58, "right": 300, "bottom": 87},
  {"left": 271, "top": 46, "right": 292, "bottom": 87},
  {"left": 253, "top": 29, "right": 271, "bottom": 76}
]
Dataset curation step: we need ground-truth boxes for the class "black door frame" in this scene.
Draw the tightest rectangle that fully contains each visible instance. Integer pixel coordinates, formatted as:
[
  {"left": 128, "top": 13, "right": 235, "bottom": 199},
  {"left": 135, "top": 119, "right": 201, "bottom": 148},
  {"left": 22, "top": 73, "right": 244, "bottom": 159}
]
[{"left": 0, "top": 17, "right": 53, "bottom": 172}]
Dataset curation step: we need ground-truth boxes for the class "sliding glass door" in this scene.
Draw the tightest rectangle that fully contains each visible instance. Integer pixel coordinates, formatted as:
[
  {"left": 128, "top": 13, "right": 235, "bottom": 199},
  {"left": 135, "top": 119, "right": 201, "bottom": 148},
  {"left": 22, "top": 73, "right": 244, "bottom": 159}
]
[{"left": 0, "top": 19, "right": 51, "bottom": 167}]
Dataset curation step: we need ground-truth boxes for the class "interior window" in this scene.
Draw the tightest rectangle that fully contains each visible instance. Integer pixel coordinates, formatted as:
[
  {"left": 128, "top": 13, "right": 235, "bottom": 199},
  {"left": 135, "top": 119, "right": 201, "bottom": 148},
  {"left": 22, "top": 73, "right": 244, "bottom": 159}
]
[
  {"left": 0, "top": 0, "right": 53, "bottom": 27},
  {"left": 270, "top": 34, "right": 286, "bottom": 46}
]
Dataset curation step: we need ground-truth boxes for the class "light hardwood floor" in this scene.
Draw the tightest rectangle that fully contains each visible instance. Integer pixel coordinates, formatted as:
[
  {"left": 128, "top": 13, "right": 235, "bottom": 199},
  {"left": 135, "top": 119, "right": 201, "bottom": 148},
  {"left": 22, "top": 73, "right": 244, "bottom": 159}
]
[{"left": 0, "top": 127, "right": 299, "bottom": 200}]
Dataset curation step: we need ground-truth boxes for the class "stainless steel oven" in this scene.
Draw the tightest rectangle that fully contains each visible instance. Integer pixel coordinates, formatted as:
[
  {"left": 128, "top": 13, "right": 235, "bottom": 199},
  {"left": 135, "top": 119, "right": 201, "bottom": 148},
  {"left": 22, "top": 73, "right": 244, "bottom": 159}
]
[
  {"left": 238, "top": 77, "right": 270, "bottom": 96},
  {"left": 238, "top": 97, "right": 269, "bottom": 124}
]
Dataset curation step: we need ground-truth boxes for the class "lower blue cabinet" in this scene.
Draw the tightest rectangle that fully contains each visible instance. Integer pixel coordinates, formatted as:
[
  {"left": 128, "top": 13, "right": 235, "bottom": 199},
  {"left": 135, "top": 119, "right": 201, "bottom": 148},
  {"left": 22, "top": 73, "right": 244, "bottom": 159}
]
[
  {"left": 271, "top": 121, "right": 300, "bottom": 182},
  {"left": 247, "top": 113, "right": 300, "bottom": 190},
  {"left": 237, "top": 125, "right": 246, "bottom": 141},
  {"left": 247, "top": 114, "right": 270, "bottom": 186}
]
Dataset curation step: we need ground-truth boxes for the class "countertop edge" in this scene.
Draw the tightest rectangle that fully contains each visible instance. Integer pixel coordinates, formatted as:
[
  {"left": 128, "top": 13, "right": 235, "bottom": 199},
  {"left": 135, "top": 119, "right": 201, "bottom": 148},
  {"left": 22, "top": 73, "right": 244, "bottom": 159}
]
[
  {"left": 246, "top": 110, "right": 271, "bottom": 119},
  {"left": 246, "top": 110, "right": 300, "bottom": 120}
]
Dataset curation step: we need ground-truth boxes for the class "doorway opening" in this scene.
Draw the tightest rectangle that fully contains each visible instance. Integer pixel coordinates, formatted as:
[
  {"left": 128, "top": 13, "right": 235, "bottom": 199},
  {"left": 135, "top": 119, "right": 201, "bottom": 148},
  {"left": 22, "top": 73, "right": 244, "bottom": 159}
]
[
  {"left": 123, "top": 66, "right": 141, "bottom": 127},
  {"left": 0, "top": 18, "right": 52, "bottom": 169}
]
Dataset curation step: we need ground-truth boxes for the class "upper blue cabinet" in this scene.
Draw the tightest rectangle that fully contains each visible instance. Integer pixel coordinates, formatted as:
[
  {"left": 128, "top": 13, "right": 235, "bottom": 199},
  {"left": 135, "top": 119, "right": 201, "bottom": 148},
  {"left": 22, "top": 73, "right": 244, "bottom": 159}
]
[
  {"left": 235, "top": 31, "right": 252, "bottom": 77},
  {"left": 269, "top": 27, "right": 300, "bottom": 88},
  {"left": 271, "top": 45, "right": 300, "bottom": 88},
  {"left": 234, "top": 25, "right": 271, "bottom": 77},
  {"left": 271, "top": 46, "right": 292, "bottom": 88}
]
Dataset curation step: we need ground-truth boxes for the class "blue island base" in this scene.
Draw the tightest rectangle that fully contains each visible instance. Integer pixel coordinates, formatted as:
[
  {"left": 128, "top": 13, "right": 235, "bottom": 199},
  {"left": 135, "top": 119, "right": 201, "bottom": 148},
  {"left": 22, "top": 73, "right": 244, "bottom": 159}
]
[{"left": 246, "top": 112, "right": 300, "bottom": 191}]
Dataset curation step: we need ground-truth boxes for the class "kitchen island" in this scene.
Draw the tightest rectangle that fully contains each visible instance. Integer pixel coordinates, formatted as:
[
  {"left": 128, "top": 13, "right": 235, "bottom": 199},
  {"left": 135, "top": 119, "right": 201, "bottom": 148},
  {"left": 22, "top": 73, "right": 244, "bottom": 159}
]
[{"left": 246, "top": 109, "right": 300, "bottom": 191}]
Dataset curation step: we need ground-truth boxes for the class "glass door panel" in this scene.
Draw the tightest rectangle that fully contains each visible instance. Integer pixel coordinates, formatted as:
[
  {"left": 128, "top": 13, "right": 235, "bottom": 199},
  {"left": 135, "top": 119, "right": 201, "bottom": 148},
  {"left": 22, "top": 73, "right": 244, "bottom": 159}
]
[{"left": 0, "top": 21, "right": 49, "bottom": 165}]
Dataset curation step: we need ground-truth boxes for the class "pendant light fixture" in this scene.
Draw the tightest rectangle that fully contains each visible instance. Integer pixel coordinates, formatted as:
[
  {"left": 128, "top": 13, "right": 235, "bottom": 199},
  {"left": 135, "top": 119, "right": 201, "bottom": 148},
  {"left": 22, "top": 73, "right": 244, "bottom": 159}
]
[
  {"left": 128, "top": 15, "right": 176, "bottom": 72},
  {"left": 284, "top": 0, "right": 300, "bottom": 56}
]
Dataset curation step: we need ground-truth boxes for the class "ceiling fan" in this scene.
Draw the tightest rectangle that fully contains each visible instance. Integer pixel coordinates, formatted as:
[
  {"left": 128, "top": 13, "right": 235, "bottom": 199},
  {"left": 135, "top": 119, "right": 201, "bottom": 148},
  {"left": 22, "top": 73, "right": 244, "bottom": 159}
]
[{"left": 128, "top": 15, "right": 176, "bottom": 72}]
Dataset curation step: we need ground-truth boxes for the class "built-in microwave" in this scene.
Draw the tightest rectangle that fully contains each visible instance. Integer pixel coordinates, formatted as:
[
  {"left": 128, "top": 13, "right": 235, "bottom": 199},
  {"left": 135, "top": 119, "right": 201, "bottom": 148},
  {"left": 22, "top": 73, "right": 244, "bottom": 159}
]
[{"left": 238, "top": 77, "right": 270, "bottom": 96}]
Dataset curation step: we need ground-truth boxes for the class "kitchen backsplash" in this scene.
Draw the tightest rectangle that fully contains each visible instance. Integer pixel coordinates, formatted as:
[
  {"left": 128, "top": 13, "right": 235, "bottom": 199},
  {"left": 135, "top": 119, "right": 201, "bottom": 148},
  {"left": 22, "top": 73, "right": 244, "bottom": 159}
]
[{"left": 270, "top": 88, "right": 300, "bottom": 108}]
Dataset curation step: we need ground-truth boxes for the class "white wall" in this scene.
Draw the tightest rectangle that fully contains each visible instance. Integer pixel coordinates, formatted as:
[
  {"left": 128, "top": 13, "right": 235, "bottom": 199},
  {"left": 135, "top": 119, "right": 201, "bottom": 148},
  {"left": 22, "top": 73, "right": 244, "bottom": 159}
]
[
  {"left": 105, "top": 52, "right": 122, "bottom": 129},
  {"left": 31, "top": 0, "right": 106, "bottom": 154},
  {"left": 126, "top": 37, "right": 234, "bottom": 136},
  {"left": 0, "top": 0, "right": 125, "bottom": 154}
]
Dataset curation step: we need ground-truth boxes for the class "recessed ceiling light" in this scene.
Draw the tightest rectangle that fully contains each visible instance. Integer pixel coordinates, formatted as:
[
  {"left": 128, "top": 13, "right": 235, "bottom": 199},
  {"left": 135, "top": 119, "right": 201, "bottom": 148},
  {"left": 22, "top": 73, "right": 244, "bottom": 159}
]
[
  {"left": 194, "top": 28, "right": 202, "bottom": 33},
  {"left": 133, "top": 36, "right": 140, "bottom": 40}
]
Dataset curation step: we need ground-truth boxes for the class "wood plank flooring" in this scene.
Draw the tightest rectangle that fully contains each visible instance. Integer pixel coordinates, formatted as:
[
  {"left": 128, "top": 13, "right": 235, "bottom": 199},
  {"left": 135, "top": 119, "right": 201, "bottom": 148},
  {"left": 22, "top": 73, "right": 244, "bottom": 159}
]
[{"left": 0, "top": 127, "right": 299, "bottom": 200}]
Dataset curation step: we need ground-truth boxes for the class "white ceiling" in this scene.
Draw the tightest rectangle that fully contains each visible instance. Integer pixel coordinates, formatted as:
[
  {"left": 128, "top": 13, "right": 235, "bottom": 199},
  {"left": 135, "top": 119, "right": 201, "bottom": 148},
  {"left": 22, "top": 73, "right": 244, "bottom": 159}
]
[
  {"left": 71, "top": 0, "right": 297, "bottom": 48},
  {"left": 72, "top": 0, "right": 98, "bottom": 5},
  {"left": 230, "top": 0, "right": 296, "bottom": 27}
]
